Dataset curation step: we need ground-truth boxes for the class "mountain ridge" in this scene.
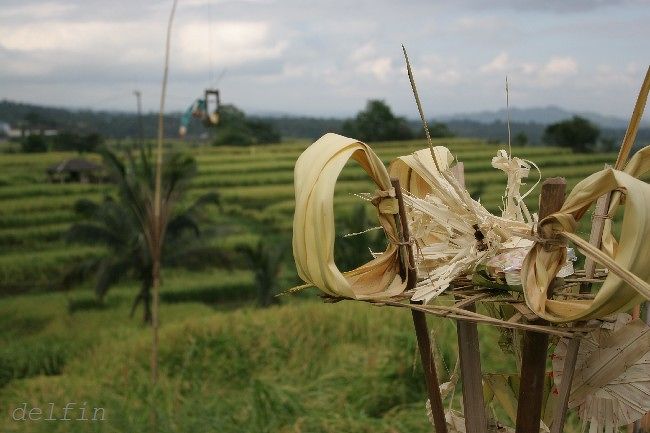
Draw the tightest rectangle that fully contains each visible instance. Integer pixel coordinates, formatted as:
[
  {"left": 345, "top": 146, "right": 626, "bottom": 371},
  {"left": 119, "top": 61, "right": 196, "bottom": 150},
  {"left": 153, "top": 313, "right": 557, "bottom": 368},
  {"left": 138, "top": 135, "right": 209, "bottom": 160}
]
[
  {"left": 437, "top": 105, "right": 649, "bottom": 129},
  {"left": 1, "top": 99, "right": 649, "bottom": 145}
]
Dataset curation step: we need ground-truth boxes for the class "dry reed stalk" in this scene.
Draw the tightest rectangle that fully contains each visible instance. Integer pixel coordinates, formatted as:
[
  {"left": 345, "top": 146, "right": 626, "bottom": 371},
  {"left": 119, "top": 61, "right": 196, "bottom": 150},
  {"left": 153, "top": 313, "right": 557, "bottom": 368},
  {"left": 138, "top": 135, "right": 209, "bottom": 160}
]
[
  {"left": 401, "top": 45, "right": 439, "bottom": 170},
  {"left": 152, "top": 0, "right": 179, "bottom": 388},
  {"left": 375, "top": 300, "right": 579, "bottom": 338}
]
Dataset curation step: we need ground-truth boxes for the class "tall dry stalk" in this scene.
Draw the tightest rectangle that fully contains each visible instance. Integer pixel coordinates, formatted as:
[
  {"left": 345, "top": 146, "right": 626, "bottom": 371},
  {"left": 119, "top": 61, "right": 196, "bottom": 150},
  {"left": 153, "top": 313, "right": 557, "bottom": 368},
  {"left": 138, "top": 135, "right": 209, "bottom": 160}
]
[
  {"left": 401, "top": 45, "right": 440, "bottom": 172},
  {"left": 152, "top": 0, "right": 178, "bottom": 387}
]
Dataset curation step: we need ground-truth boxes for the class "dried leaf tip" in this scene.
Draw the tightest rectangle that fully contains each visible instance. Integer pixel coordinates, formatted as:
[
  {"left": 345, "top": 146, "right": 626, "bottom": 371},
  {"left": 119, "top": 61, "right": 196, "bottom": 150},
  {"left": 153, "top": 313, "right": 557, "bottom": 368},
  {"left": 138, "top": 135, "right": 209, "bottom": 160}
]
[
  {"left": 505, "top": 75, "right": 512, "bottom": 158},
  {"left": 401, "top": 44, "right": 439, "bottom": 171},
  {"left": 616, "top": 65, "right": 650, "bottom": 170}
]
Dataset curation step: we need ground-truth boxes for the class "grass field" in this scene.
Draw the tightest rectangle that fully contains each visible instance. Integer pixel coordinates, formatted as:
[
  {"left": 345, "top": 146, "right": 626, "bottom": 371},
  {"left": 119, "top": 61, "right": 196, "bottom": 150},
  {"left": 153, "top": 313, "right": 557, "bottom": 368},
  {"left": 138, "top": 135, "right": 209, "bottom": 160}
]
[
  {"left": 0, "top": 138, "right": 620, "bottom": 292},
  {"left": 0, "top": 137, "right": 626, "bottom": 432}
]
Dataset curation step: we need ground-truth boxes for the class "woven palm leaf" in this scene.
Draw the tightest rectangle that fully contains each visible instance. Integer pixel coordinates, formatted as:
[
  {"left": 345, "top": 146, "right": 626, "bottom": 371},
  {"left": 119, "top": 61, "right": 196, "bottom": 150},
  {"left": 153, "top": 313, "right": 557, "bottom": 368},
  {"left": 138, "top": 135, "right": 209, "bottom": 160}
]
[{"left": 552, "top": 313, "right": 650, "bottom": 432}]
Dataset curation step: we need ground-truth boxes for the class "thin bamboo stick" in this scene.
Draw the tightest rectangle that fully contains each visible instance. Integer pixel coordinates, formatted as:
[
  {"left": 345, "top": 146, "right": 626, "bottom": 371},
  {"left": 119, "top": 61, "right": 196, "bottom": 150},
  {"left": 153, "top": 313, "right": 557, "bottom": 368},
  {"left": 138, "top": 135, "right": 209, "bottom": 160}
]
[
  {"left": 393, "top": 178, "right": 448, "bottom": 433},
  {"left": 450, "top": 162, "right": 488, "bottom": 433},
  {"left": 322, "top": 291, "right": 600, "bottom": 337},
  {"left": 551, "top": 190, "right": 610, "bottom": 433},
  {"left": 641, "top": 301, "right": 650, "bottom": 433},
  {"left": 516, "top": 178, "right": 566, "bottom": 433},
  {"left": 373, "top": 300, "right": 579, "bottom": 338}
]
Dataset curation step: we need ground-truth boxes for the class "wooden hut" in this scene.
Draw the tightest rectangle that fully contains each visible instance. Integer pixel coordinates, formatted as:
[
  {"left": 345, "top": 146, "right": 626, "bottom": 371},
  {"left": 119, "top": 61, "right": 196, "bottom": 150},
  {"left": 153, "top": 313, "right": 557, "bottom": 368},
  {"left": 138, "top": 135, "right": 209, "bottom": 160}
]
[{"left": 46, "top": 158, "right": 103, "bottom": 183}]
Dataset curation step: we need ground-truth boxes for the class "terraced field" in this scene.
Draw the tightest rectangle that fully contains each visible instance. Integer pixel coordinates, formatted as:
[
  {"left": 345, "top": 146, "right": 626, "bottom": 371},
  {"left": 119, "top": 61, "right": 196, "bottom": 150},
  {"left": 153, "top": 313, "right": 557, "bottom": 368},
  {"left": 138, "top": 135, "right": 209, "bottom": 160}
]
[
  {"left": 0, "top": 137, "right": 622, "bottom": 295},
  {"left": 1, "top": 137, "right": 630, "bottom": 433}
]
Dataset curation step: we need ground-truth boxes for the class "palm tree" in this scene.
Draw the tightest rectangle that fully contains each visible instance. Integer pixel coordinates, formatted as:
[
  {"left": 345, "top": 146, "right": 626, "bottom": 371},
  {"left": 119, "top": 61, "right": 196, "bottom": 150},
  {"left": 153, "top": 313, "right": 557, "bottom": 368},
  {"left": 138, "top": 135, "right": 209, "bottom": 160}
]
[
  {"left": 335, "top": 204, "right": 387, "bottom": 271},
  {"left": 237, "top": 239, "right": 285, "bottom": 307},
  {"left": 64, "top": 145, "right": 226, "bottom": 323}
]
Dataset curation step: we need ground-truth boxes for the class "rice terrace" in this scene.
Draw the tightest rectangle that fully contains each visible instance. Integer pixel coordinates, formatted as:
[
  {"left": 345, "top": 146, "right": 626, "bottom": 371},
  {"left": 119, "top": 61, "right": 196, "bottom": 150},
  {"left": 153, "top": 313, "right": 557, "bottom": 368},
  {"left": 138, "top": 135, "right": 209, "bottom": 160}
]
[{"left": 1, "top": 1, "right": 650, "bottom": 433}]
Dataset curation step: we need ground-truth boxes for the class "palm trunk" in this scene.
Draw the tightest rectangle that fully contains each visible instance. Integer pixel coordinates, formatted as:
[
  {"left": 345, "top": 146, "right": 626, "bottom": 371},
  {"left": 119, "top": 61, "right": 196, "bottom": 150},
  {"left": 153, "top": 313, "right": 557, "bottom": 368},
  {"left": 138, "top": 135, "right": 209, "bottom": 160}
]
[
  {"left": 129, "top": 282, "right": 152, "bottom": 324},
  {"left": 143, "top": 282, "right": 152, "bottom": 324}
]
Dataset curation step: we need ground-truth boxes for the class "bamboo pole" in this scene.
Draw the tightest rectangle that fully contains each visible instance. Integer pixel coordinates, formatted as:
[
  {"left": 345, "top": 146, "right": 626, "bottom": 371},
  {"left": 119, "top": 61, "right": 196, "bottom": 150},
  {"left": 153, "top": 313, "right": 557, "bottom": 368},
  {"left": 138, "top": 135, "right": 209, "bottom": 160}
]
[
  {"left": 515, "top": 177, "right": 566, "bottom": 433},
  {"left": 641, "top": 302, "right": 650, "bottom": 432},
  {"left": 632, "top": 302, "right": 646, "bottom": 433},
  {"left": 450, "top": 163, "right": 488, "bottom": 433},
  {"left": 325, "top": 296, "right": 584, "bottom": 338},
  {"left": 392, "top": 179, "right": 447, "bottom": 433},
  {"left": 395, "top": 301, "right": 580, "bottom": 337},
  {"left": 550, "top": 188, "right": 611, "bottom": 433}
]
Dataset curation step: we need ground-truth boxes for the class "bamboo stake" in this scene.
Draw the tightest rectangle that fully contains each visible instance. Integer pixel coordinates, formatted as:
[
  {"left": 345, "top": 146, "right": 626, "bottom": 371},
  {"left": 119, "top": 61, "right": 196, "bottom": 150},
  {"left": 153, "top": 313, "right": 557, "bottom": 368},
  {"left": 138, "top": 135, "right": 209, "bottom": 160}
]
[
  {"left": 392, "top": 179, "right": 447, "bottom": 433},
  {"left": 641, "top": 302, "right": 650, "bottom": 432},
  {"left": 550, "top": 188, "right": 610, "bottom": 433},
  {"left": 631, "top": 302, "right": 643, "bottom": 433},
  {"left": 451, "top": 163, "right": 488, "bottom": 433},
  {"left": 515, "top": 178, "right": 566, "bottom": 433}
]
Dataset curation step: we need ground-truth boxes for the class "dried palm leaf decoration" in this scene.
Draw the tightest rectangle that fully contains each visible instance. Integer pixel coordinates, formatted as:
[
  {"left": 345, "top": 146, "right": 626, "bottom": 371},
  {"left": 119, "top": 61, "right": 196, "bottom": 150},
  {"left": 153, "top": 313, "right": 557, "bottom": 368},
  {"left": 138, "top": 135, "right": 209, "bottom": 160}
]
[
  {"left": 552, "top": 314, "right": 650, "bottom": 432},
  {"left": 292, "top": 67, "right": 650, "bottom": 325},
  {"left": 292, "top": 134, "right": 407, "bottom": 300}
]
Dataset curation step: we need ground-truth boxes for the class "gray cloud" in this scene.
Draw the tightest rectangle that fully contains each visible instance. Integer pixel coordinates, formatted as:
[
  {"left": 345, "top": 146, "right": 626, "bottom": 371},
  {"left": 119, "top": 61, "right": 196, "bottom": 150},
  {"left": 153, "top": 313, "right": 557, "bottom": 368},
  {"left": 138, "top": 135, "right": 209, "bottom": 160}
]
[
  {"left": 452, "top": 0, "right": 648, "bottom": 13},
  {"left": 0, "top": 0, "right": 648, "bottom": 117}
]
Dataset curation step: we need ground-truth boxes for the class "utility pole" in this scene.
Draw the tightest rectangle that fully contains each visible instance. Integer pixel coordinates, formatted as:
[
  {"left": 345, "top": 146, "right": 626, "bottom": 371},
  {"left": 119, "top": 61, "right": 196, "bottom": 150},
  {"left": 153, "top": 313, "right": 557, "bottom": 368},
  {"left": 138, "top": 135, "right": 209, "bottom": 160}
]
[{"left": 133, "top": 90, "right": 144, "bottom": 150}]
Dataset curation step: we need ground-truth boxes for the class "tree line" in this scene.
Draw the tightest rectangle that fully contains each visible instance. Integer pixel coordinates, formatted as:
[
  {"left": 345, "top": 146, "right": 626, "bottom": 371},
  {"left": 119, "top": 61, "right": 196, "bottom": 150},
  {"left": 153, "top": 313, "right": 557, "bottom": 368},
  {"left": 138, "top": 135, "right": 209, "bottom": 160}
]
[{"left": 2, "top": 99, "right": 643, "bottom": 153}]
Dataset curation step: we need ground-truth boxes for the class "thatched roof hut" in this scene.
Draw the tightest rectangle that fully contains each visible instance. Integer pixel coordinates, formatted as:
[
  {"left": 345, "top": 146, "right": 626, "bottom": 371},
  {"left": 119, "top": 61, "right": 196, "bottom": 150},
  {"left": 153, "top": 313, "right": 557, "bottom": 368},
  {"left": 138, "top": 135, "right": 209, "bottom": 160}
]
[{"left": 46, "top": 158, "right": 103, "bottom": 183}]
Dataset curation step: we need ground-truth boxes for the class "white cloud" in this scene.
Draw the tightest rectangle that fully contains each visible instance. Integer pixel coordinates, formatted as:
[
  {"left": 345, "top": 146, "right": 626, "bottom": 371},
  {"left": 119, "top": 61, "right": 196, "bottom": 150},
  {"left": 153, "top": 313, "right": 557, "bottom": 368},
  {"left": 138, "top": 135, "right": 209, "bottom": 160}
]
[
  {"left": 355, "top": 57, "right": 393, "bottom": 81},
  {"left": 480, "top": 52, "right": 510, "bottom": 73},
  {"left": 409, "top": 54, "right": 462, "bottom": 86},
  {"left": 540, "top": 57, "right": 578, "bottom": 77},
  {"left": 478, "top": 53, "right": 579, "bottom": 88},
  {"left": 453, "top": 15, "right": 510, "bottom": 32},
  {"left": 349, "top": 43, "right": 376, "bottom": 62},
  {"left": 0, "top": 2, "right": 74, "bottom": 20},
  {"left": 349, "top": 43, "right": 395, "bottom": 81},
  {"left": 0, "top": 20, "right": 163, "bottom": 60},
  {"left": 175, "top": 21, "right": 287, "bottom": 72},
  {"left": 0, "top": 18, "right": 287, "bottom": 84},
  {"left": 453, "top": 0, "right": 645, "bottom": 13},
  {"left": 0, "top": 0, "right": 647, "bottom": 117},
  {"left": 181, "top": 0, "right": 272, "bottom": 5}
]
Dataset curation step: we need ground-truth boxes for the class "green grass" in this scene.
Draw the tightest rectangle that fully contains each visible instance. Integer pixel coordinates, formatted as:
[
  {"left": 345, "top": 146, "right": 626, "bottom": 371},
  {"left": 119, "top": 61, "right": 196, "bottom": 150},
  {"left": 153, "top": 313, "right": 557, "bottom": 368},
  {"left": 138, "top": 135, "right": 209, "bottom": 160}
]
[
  {"left": 0, "top": 223, "right": 72, "bottom": 248},
  {"left": 0, "top": 295, "right": 584, "bottom": 433},
  {"left": 0, "top": 246, "right": 104, "bottom": 293},
  {"left": 0, "top": 296, "right": 521, "bottom": 433},
  {"left": 0, "top": 137, "right": 631, "bottom": 293},
  {"left": 0, "top": 137, "right": 615, "bottom": 432}
]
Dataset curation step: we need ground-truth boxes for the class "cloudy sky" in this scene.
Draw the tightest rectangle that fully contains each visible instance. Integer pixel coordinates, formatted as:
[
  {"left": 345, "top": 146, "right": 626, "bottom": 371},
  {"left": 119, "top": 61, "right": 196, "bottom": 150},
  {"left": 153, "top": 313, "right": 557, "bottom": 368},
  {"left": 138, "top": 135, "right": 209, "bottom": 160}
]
[{"left": 0, "top": 0, "right": 649, "bottom": 118}]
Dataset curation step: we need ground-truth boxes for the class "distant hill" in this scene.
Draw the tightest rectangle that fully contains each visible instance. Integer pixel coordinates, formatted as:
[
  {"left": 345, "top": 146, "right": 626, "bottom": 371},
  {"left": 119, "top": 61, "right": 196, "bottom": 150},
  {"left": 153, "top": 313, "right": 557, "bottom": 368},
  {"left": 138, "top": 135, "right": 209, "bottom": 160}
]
[
  {"left": 439, "top": 105, "right": 650, "bottom": 129},
  {"left": 424, "top": 119, "right": 650, "bottom": 147},
  {"left": 248, "top": 115, "right": 344, "bottom": 140},
  {"left": 1, "top": 99, "right": 648, "bottom": 147},
  {"left": 0, "top": 100, "right": 200, "bottom": 140}
]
